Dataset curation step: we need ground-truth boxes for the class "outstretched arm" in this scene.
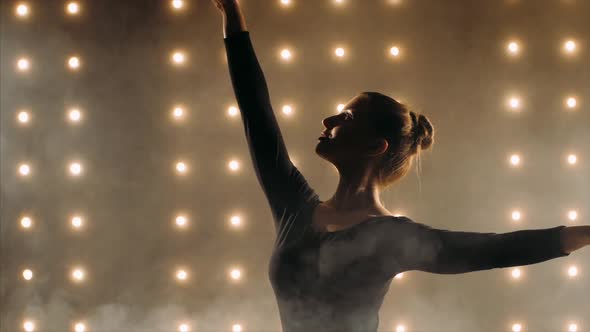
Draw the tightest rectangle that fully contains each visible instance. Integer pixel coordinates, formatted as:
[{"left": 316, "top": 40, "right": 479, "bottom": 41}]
[
  {"left": 213, "top": 0, "right": 320, "bottom": 235},
  {"left": 382, "top": 218, "right": 576, "bottom": 275},
  {"left": 560, "top": 225, "right": 590, "bottom": 254}
]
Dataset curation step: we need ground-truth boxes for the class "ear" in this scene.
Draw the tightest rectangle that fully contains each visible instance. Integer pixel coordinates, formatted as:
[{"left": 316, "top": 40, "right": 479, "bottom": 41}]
[{"left": 367, "top": 138, "right": 389, "bottom": 157}]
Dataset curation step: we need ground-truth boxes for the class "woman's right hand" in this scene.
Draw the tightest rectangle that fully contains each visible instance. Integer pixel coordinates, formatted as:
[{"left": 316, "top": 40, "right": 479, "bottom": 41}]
[{"left": 211, "top": 0, "right": 240, "bottom": 17}]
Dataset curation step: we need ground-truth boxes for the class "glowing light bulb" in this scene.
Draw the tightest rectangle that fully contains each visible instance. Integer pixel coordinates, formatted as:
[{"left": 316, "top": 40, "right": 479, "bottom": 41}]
[
  {"left": 228, "top": 160, "right": 240, "bottom": 171},
  {"left": 23, "top": 320, "right": 35, "bottom": 332},
  {"left": 564, "top": 40, "right": 576, "bottom": 53},
  {"left": 509, "top": 154, "right": 521, "bottom": 166},
  {"left": 21, "top": 216, "right": 33, "bottom": 228},
  {"left": 68, "top": 108, "right": 82, "bottom": 122},
  {"left": 71, "top": 267, "right": 85, "bottom": 282},
  {"left": 280, "top": 48, "right": 292, "bottom": 61},
  {"left": 176, "top": 269, "right": 188, "bottom": 281},
  {"left": 66, "top": 2, "right": 80, "bottom": 15},
  {"left": 566, "top": 97, "right": 577, "bottom": 109},
  {"left": 511, "top": 267, "right": 521, "bottom": 279},
  {"left": 282, "top": 105, "right": 293, "bottom": 115},
  {"left": 16, "top": 3, "right": 30, "bottom": 18},
  {"left": 175, "top": 161, "right": 188, "bottom": 174},
  {"left": 71, "top": 215, "right": 83, "bottom": 228},
  {"left": 335, "top": 47, "right": 345, "bottom": 57},
  {"left": 18, "top": 110, "right": 30, "bottom": 124},
  {"left": 178, "top": 323, "right": 190, "bottom": 332},
  {"left": 389, "top": 46, "right": 401, "bottom": 57},
  {"left": 18, "top": 163, "right": 31, "bottom": 176},
  {"left": 567, "top": 154, "right": 577, "bottom": 165},
  {"left": 567, "top": 210, "right": 578, "bottom": 221},
  {"left": 230, "top": 268, "right": 241, "bottom": 280},
  {"left": 68, "top": 56, "right": 81, "bottom": 70},
  {"left": 171, "top": 0, "right": 184, "bottom": 10},
  {"left": 228, "top": 106, "right": 239, "bottom": 117},
  {"left": 507, "top": 41, "right": 520, "bottom": 55},
  {"left": 511, "top": 210, "right": 522, "bottom": 221},
  {"left": 17, "top": 58, "right": 30, "bottom": 72},
  {"left": 508, "top": 97, "right": 521, "bottom": 110},
  {"left": 73, "top": 322, "right": 86, "bottom": 332},
  {"left": 171, "top": 51, "right": 186, "bottom": 65},
  {"left": 22, "top": 269, "right": 34, "bottom": 280},
  {"left": 69, "top": 162, "right": 83, "bottom": 176},
  {"left": 567, "top": 265, "right": 578, "bottom": 277}
]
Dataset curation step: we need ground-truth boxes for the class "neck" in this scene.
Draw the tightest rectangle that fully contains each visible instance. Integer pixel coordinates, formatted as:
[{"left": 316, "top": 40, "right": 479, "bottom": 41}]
[{"left": 325, "top": 163, "right": 386, "bottom": 212}]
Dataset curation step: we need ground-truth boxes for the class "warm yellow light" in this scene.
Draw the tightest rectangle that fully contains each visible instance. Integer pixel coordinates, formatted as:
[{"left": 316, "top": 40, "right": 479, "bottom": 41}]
[
  {"left": 178, "top": 323, "right": 191, "bottom": 332},
  {"left": 227, "top": 106, "right": 239, "bottom": 117},
  {"left": 511, "top": 209, "right": 522, "bottom": 221},
  {"left": 18, "top": 163, "right": 31, "bottom": 176},
  {"left": 229, "top": 268, "right": 242, "bottom": 280},
  {"left": 280, "top": 48, "right": 292, "bottom": 61},
  {"left": 17, "top": 58, "right": 30, "bottom": 72},
  {"left": 17, "top": 110, "right": 30, "bottom": 124},
  {"left": 335, "top": 47, "right": 345, "bottom": 57},
  {"left": 512, "top": 323, "right": 523, "bottom": 332},
  {"left": 171, "top": 0, "right": 184, "bottom": 10},
  {"left": 228, "top": 160, "right": 240, "bottom": 171},
  {"left": 69, "top": 162, "right": 83, "bottom": 176},
  {"left": 175, "top": 161, "right": 188, "bottom": 174},
  {"left": 568, "top": 323, "right": 578, "bottom": 332},
  {"left": 282, "top": 104, "right": 294, "bottom": 116},
  {"left": 21, "top": 216, "right": 33, "bottom": 228},
  {"left": 175, "top": 214, "right": 188, "bottom": 227},
  {"left": 172, "top": 106, "right": 185, "bottom": 120},
  {"left": 395, "top": 325, "right": 406, "bottom": 332},
  {"left": 71, "top": 267, "right": 85, "bottom": 282},
  {"left": 232, "top": 324, "right": 243, "bottom": 332},
  {"left": 508, "top": 97, "right": 521, "bottom": 110},
  {"left": 230, "top": 215, "right": 242, "bottom": 228},
  {"left": 22, "top": 269, "right": 34, "bottom": 280},
  {"left": 510, "top": 267, "right": 521, "bottom": 279},
  {"left": 71, "top": 215, "right": 83, "bottom": 228},
  {"left": 507, "top": 41, "right": 520, "bottom": 55},
  {"left": 389, "top": 46, "right": 401, "bottom": 57},
  {"left": 68, "top": 108, "right": 82, "bottom": 122},
  {"left": 176, "top": 269, "right": 188, "bottom": 281},
  {"left": 68, "top": 56, "right": 81, "bottom": 70},
  {"left": 509, "top": 154, "right": 521, "bottom": 166},
  {"left": 23, "top": 320, "right": 35, "bottom": 332},
  {"left": 563, "top": 39, "right": 577, "bottom": 53},
  {"left": 73, "top": 322, "right": 86, "bottom": 332},
  {"left": 15, "top": 3, "right": 30, "bottom": 18},
  {"left": 567, "top": 265, "right": 578, "bottom": 277},
  {"left": 567, "top": 154, "right": 577, "bottom": 165},
  {"left": 66, "top": 2, "right": 80, "bottom": 15},
  {"left": 171, "top": 51, "right": 186, "bottom": 65},
  {"left": 565, "top": 97, "right": 577, "bottom": 109},
  {"left": 567, "top": 210, "right": 578, "bottom": 221}
]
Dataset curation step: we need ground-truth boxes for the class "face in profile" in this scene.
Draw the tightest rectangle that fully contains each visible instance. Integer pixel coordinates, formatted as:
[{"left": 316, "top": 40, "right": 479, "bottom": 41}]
[{"left": 315, "top": 94, "right": 389, "bottom": 167}]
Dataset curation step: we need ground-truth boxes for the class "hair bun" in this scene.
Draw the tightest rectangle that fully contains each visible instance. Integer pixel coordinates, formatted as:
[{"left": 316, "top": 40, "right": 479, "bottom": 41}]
[{"left": 411, "top": 112, "right": 434, "bottom": 151}]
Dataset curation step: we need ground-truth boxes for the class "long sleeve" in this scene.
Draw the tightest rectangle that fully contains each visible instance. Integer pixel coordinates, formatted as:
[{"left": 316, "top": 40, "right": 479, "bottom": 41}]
[
  {"left": 223, "top": 31, "right": 319, "bottom": 235},
  {"left": 381, "top": 217, "right": 570, "bottom": 275}
]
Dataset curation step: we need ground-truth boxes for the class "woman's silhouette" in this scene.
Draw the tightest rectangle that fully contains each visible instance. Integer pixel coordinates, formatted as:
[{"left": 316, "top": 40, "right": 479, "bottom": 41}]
[{"left": 212, "top": 1, "right": 586, "bottom": 331}]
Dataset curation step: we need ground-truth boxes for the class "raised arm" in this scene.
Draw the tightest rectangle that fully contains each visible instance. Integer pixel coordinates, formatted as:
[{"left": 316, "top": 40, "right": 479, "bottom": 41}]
[
  {"left": 214, "top": 0, "right": 320, "bottom": 234},
  {"left": 381, "top": 217, "right": 573, "bottom": 275}
]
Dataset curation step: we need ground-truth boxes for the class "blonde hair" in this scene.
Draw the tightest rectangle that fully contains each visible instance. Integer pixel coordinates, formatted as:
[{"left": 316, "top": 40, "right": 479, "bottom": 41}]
[{"left": 361, "top": 92, "right": 434, "bottom": 188}]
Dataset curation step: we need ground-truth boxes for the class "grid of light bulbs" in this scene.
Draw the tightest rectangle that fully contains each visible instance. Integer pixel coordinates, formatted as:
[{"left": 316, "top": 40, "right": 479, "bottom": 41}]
[{"left": 11, "top": 1, "right": 586, "bottom": 331}]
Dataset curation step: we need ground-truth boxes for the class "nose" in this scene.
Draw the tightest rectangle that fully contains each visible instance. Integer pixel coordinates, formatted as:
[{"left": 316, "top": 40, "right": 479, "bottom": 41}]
[{"left": 322, "top": 114, "right": 339, "bottom": 129}]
